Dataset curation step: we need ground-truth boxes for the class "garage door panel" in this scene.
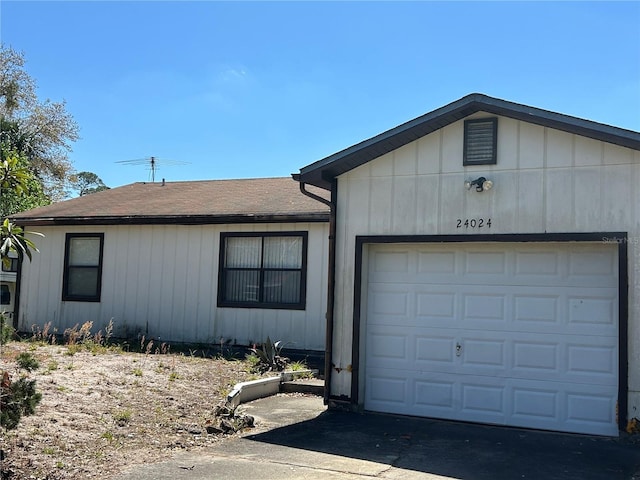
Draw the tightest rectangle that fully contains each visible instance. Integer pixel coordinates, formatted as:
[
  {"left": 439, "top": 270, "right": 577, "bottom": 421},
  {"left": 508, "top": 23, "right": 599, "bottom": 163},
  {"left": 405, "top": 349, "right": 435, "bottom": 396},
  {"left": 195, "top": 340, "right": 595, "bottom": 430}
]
[
  {"left": 568, "top": 294, "right": 617, "bottom": 327},
  {"left": 367, "top": 374, "right": 409, "bottom": 407},
  {"left": 567, "top": 342, "right": 617, "bottom": 380},
  {"left": 364, "top": 242, "right": 619, "bottom": 436}
]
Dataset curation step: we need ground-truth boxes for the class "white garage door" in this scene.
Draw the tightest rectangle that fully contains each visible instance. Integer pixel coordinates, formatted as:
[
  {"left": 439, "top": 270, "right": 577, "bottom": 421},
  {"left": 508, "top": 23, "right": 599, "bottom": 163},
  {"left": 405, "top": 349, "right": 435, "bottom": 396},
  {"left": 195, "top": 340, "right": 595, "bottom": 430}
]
[{"left": 364, "top": 242, "right": 619, "bottom": 436}]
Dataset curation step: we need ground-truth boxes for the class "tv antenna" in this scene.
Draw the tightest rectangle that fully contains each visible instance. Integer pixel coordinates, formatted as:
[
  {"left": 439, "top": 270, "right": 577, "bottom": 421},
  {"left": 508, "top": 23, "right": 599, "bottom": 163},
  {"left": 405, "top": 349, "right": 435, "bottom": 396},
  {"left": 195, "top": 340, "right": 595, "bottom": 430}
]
[{"left": 115, "top": 156, "right": 190, "bottom": 182}]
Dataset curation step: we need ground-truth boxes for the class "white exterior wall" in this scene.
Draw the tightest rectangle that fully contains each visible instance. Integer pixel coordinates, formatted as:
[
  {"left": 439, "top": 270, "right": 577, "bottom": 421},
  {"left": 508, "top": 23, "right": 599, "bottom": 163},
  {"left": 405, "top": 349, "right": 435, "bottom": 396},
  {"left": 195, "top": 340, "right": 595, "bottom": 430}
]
[
  {"left": 331, "top": 112, "right": 640, "bottom": 419},
  {"left": 18, "top": 222, "right": 329, "bottom": 351}
]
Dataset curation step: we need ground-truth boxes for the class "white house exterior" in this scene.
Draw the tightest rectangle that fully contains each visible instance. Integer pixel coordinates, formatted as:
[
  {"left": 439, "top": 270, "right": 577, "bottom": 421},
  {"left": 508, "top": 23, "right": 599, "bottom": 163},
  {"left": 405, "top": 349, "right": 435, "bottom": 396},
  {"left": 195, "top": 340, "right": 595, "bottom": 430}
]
[
  {"left": 12, "top": 178, "right": 330, "bottom": 352},
  {"left": 297, "top": 94, "right": 640, "bottom": 436}
]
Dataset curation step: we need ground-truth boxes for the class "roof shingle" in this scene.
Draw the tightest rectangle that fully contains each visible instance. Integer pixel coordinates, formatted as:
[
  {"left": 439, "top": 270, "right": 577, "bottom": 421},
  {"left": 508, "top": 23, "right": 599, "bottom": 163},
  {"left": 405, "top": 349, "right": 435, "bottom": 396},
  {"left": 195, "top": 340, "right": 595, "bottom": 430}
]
[{"left": 11, "top": 177, "right": 330, "bottom": 226}]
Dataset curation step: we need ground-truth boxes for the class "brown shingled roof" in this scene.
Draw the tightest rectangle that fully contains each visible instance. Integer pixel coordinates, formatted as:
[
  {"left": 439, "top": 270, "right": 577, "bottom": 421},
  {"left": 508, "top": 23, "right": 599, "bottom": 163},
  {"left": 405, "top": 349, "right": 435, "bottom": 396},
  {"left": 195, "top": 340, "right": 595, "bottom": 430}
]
[{"left": 11, "top": 177, "right": 330, "bottom": 226}]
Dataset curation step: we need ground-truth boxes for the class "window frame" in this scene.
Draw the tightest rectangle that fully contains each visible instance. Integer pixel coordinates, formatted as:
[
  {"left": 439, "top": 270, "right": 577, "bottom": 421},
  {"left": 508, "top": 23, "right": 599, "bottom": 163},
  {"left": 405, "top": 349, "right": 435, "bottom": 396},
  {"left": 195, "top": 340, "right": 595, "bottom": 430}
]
[
  {"left": 463, "top": 117, "right": 498, "bottom": 166},
  {"left": 217, "top": 231, "right": 308, "bottom": 310},
  {"left": 62, "top": 233, "right": 105, "bottom": 302},
  {"left": 1, "top": 257, "right": 18, "bottom": 272}
]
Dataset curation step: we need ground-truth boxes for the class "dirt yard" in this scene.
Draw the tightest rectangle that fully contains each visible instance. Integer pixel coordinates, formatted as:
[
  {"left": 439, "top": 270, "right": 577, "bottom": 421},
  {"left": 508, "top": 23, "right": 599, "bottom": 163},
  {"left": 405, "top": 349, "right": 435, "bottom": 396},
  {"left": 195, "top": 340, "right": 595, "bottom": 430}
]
[{"left": 0, "top": 340, "right": 263, "bottom": 479}]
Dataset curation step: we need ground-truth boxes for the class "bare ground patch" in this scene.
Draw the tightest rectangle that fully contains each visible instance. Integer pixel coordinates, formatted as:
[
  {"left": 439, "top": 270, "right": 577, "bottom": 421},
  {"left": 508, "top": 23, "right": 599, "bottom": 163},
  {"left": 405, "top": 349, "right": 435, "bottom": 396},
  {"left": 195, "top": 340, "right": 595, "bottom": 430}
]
[{"left": 0, "top": 342, "right": 261, "bottom": 479}]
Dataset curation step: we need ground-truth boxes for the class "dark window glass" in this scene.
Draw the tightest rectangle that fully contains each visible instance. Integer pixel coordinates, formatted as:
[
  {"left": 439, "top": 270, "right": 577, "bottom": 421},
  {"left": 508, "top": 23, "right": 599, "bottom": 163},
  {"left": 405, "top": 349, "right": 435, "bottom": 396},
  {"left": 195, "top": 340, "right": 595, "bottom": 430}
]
[
  {"left": 0, "top": 285, "right": 10, "bottom": 305},
  {"left": 62, "top": 233, "right": 104, "bottom": 302},
  {"left": 218, "top": 233, "right": 307, "bottom": 309}
]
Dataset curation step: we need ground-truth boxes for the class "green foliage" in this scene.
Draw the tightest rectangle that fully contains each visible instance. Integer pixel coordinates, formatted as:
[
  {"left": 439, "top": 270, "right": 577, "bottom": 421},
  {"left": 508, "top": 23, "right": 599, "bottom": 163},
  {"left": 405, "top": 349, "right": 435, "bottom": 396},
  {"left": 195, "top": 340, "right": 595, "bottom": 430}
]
[
  {"left": 248, "top": 337, "right": 290, "bottom": 373},
  {"left": 113, "top": 409, "right": 132, "bottom": 425},
  {"left": 0, "top": 313, "right": 14, "bottom": 344},
  {"left": 1, "top": 217, "right": 43, "bottom": 268},
  {"left": 15, "top": 352, "right": 40, "bottom": 372},
  {"left": 0, "top": 145, "right": 50, "bottom": 217},
  {"left": 0, "top": 370, "right": 42, "bottom": 430},
  {"left": 70, "top": 171, "right": 109, "bottom": 197},
  {"left": 1, "top": 46, "right": 79, "bottom": 202}
]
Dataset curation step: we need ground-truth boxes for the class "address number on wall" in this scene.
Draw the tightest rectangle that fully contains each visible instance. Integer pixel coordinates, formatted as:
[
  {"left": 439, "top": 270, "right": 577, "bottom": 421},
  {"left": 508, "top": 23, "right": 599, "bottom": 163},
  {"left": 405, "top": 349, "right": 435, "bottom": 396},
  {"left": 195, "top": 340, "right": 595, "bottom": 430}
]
[{"left": 456, "top": 218, "right": 492, "bottom": 228}]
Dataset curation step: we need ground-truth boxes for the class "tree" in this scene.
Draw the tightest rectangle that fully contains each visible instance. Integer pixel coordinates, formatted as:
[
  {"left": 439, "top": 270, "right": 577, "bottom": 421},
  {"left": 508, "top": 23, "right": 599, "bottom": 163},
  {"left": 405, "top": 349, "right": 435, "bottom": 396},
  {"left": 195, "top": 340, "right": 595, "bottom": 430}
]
[
  {"left": 1, "top": 45, "right": 79, "bottom": 202},
  {"left": 0, "top": 143, "right": 49, "bottom": 217},
  {"left": 0, "top": 150, "right": 43, "bottom": 268},
  {"left": 71, "top": 171, "right": 109, "bottom": 196}
]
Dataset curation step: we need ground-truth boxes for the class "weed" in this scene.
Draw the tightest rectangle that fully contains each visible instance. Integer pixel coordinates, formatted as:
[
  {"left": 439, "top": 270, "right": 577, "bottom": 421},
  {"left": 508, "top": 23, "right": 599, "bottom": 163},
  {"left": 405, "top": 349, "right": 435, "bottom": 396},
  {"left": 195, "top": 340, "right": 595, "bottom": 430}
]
[
  {"left": 30, "top": 322, "right": 57, "bottom": 344},
  {"left": 56, "top": 462, "right": 64, "bottom": 469},
  {"left": 56, "top": 385, "right": 68, "bottom": 392},
  {"left": 245, "top": 353, "right": 260, "bottom": 372},
  {"left": 0, "top": 313, "right": 14, "bottom": 344},
  {"left": 288, "top": 360, "right": 309, "bottom": 371},
  {"left": 101, "top": 431, "right": 114, "bottom": 442},
  {"left": 43, "top": 447, "right": 55, "bottom": 455},
  {"left": 132, "top": 368, "right": 143, "bottom": 377},
  {"left": 65, "top": 344, "right": 81, "bottom": 356},
  {"left": 168, "top": 372, "right": 179, "bottom": 382},
  {"left": 47, "top": 360, "right": 59, "bottom": 372},
  {"left": 113, "top": 409, "right": 132, "bottom": 426},
  {"left": 16, "top": 352, "right": 40, "bottom": 372}
]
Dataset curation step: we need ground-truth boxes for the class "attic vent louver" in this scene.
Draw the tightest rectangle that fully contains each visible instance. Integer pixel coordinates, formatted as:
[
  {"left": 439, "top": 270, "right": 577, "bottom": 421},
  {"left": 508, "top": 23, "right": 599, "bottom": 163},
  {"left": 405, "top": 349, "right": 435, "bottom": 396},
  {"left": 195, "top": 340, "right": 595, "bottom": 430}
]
[{"left": 463, "top": 118, "right": 497, "bottom": 165}]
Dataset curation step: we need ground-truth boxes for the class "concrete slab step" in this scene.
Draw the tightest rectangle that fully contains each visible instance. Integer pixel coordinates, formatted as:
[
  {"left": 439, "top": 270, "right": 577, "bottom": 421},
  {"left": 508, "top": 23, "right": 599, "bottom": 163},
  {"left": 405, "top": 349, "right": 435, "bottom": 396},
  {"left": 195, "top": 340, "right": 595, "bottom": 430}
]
[{"left": 280, "top": 378, "right": 324, "bottom": 395}]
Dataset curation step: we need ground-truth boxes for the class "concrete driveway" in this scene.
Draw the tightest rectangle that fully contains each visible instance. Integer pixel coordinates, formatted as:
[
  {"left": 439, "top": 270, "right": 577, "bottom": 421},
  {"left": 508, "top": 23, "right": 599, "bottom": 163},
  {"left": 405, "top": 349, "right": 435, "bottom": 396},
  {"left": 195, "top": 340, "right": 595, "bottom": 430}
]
[{"left": 114, "top": 394, "right": 640, "bottom": 480}]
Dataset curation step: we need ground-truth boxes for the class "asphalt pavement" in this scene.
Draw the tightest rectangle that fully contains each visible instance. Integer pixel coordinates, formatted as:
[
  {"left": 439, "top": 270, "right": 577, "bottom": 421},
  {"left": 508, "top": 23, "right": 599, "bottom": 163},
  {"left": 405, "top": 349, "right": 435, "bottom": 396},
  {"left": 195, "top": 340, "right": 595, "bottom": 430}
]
[{"left": 113, "top": 393, "right": 640, "bottom": 480}]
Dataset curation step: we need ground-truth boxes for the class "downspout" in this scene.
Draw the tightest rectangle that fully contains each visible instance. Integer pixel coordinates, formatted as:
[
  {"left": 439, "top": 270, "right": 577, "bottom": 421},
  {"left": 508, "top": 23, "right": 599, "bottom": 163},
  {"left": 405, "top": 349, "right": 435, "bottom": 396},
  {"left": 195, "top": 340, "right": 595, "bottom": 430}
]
[
  {"left": 296, "top": 178, "right": 336, "bottom": 405},
  {"left": 13, "top": 249, "right": 23, "bottom": 331}
]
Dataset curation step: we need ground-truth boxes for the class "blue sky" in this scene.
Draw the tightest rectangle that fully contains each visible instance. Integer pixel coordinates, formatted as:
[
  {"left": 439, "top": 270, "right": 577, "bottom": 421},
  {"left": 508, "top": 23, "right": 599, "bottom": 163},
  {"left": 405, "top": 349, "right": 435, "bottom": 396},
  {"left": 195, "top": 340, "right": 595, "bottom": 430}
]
[{"left": 1, "top": 1, "right": 639, "bottom": 190}]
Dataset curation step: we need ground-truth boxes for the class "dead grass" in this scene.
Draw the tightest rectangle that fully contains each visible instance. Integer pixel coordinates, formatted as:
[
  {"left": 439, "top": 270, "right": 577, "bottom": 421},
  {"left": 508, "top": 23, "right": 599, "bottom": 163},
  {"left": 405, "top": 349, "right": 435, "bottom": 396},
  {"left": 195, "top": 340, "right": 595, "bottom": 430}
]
[{"left": 0, "top": 341, "right": 260, "bottom": 479}]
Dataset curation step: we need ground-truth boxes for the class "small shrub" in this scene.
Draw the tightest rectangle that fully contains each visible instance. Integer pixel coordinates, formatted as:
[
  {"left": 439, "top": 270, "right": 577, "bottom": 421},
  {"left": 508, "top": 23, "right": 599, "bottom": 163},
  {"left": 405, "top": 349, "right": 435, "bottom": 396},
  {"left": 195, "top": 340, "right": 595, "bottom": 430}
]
[
  {"left": 249, "top": 337, "right": 290, "bottom": 373},
  {"left": 0, "top": 313, "right": 14, "bottom": 344},
  {"left": 0, "top": 371, "right": 43, "bottom": 430},
  {"left": 16, "top": 352, "right": 40, "bottom": 372}
]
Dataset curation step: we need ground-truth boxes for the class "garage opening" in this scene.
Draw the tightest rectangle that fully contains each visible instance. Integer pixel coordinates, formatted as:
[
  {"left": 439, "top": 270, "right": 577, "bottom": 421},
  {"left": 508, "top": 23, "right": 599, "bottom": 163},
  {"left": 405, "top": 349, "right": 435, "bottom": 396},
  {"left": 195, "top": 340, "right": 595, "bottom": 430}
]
[{"left": 361, "top": 241, "right": 620, "bottom": 436}]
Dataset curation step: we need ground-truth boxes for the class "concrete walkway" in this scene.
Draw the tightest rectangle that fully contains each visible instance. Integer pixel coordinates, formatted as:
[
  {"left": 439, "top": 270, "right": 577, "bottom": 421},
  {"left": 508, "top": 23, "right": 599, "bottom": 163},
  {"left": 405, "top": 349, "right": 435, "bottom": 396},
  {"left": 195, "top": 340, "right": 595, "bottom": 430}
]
[{"left": 114, "top": 393, "right": 640, "bottom": 480}]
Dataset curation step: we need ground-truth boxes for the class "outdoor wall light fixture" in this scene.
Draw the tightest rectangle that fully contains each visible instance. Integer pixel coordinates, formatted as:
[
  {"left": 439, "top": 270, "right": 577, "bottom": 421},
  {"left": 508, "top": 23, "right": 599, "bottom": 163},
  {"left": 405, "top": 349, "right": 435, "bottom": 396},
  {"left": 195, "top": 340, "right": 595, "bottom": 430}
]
[{"left": 465, "top": 177, "right": 493, "bottom": 192}]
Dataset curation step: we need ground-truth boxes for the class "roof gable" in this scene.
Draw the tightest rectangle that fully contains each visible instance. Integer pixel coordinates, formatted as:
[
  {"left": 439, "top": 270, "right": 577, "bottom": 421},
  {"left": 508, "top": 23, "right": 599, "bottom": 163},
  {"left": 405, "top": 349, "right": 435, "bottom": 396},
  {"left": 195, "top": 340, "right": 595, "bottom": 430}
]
[
  {"left": 297, "top": 93, "right": 640, "bottom": 189},
  {"left": 12, "top": 177, "right": 330, "bottom": 226}
]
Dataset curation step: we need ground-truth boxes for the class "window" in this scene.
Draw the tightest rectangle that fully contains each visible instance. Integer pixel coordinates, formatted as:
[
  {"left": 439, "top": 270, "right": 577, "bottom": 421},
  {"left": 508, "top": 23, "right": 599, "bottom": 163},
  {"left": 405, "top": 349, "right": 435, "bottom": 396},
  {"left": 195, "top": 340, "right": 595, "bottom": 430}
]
[
  {"left": 0, "top": 285, "right": 10, "bottom": 305},
  {"left": 1, "top": 257, "right": 18, "bottom": 272},
  {"left": 62, "top": 233, "right": 104, "bottom": 302},
  {"left": 463, "top": 117, "right": 497, "bottom": 165},
  {"left": 218, "top": 232, "right": 307, "bottom": 309}
]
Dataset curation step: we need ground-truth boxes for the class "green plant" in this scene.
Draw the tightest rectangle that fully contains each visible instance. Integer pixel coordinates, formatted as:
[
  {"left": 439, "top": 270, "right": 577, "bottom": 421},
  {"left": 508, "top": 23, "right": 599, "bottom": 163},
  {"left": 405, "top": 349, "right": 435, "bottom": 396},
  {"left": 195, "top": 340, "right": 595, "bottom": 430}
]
[
  {"left": 113, "top": 409, "right": 132, "bottom": 425},
  {"left": 46, "top": 360, "right": 59, "bottom": 372},
  {"left": 249, "top": 337, "right": 290, "bottom": 373},
  {"left": 168, "top": 371, "right": 179, "bottom": 382},
  {"left": 43, "top": 447, "right": 55, "bottom": 455},
  {"left": 0, "top": 370, "right": 42, "bottom": 430},
  {"left": 16, "top": 352, "right": 40, "bottom": 372},
  {"left": 288, "top": 360, "right": 308, "bottom": 372},
  {"left": 0, "top": 313, "right": 14, "bottom": 344},
  {"left": 132, "top": 368, "right": 142, "bottom": 377}
]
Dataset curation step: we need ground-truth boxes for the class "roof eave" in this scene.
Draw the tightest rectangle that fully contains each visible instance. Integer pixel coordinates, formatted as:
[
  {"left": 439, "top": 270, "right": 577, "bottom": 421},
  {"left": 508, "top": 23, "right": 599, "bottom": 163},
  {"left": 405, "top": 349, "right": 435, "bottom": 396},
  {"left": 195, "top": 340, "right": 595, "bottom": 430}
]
[{"left": 12, "top": 212, "right": 331, "bottom": 227}]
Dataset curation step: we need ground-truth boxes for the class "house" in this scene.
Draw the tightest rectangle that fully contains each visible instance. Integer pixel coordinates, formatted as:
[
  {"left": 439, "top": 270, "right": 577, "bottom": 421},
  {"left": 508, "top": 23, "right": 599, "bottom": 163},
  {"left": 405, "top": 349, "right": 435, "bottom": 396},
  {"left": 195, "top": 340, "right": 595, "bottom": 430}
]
[
  {"left": 11, "top": 177, "right": 330, "bottom": 353},
  {"left": 295, "top": 93, "right": 640, "bottom": 436}
]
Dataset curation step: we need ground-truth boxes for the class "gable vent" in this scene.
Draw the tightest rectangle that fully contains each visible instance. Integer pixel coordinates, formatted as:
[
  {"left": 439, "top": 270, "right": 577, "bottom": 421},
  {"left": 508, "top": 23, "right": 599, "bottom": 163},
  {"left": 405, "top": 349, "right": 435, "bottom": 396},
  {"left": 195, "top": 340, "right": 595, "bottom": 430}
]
[{"left": 463, "top": 118, "right": 497, "bottom": 165}]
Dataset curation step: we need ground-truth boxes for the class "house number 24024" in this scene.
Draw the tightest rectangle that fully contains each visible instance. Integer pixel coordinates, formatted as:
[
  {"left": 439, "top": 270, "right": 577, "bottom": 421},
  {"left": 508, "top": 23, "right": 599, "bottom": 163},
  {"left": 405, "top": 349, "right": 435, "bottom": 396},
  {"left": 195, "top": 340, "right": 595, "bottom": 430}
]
[{"left": 456, "top": 218, "right": 491, "bottom": 229}]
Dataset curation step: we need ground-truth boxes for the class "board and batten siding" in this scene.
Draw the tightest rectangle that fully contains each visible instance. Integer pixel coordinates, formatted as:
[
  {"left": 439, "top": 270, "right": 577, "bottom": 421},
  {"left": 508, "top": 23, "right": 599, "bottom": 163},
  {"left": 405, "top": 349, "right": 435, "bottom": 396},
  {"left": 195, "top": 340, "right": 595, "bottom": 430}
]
[
  {"left": 18, "top": 222, "right": 329, "bottom": 351},
  {"left": 330, "top": 112, "right": 640, "bottom": 418}
]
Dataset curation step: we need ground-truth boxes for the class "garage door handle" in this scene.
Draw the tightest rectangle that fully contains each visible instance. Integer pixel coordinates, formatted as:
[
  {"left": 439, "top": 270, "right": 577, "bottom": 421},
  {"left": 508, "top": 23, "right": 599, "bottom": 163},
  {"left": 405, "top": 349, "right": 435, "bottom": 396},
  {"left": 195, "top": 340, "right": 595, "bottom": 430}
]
[{"left": 456, "top": 343, "right": 462, "bottom": 356}]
